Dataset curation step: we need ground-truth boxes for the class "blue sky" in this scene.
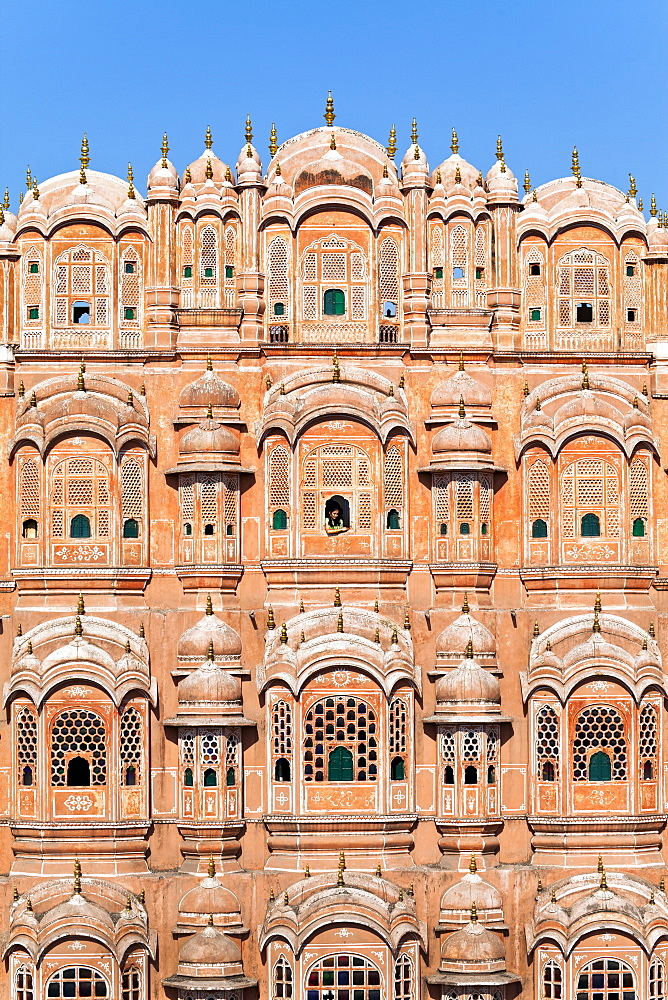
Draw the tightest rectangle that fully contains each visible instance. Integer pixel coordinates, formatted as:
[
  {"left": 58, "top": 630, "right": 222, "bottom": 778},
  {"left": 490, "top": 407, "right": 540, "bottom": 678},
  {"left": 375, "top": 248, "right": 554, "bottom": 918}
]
[{"left": 2, "top": 0, "right": 666, "bottom": 212}]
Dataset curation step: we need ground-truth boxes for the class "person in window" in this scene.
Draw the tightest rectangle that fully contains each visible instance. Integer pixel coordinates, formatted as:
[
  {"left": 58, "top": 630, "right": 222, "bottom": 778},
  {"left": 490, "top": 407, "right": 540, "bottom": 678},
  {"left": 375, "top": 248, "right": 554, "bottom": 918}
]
[{"left": 325, "top": 504, "right": 349, "bottom": 535}]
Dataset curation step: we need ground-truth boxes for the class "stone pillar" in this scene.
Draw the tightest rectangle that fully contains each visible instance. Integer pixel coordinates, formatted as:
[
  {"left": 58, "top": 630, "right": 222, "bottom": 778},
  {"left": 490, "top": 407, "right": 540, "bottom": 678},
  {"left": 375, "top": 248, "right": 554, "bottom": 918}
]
[{"left": 145, "top": 187, "right": 179, "bottom": 349}]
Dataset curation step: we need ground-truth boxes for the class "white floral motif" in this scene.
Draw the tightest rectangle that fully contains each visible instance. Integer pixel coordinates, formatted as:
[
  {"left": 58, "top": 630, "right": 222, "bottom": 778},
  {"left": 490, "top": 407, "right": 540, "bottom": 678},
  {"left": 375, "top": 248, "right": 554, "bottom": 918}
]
[
  {"left": 63, "top": 794, "right": 93, "bottom": 812},
  {"left": 55, "top": 545, "right": 105, "bottom": 562}
]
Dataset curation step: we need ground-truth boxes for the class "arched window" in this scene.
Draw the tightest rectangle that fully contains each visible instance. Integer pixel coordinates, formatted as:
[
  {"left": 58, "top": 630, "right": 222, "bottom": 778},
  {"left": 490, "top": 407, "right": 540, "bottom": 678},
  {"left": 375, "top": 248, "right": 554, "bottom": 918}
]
[
  {"left": 576, "top": 958, "right": 635, "bottom": 999},
  {"left": 273, "top": 509, "right": 288, "bottom": 530},
  {"left": 383, "top": 446, "right": 404, "bottom": 529},
  {"left": 542, "top": 959, "right": 562, "bottom": 998},
  {"left": 450, "top": 224, "right": 469, "bottom": 306},
  {"left": 121, "top": 965, "right": 142, "bottom": 1000},
  {"left": 51, "top": 709, "right": 107, "bottom": 787},
  {"left": 120, "top": 708, "right": 143, "bottom": 787},
  {"left": 389, "top": 697, "right": 408, "bottom": 782},
  {"left": 203, "top": 767, "right": 217, "bottom": 786},
  {"left": 53, "top": 245, "right": 110, "bottom": 330},
  {"left": 640, "top": 704, "right": 657, "bottom": 781},
  {"left": 272, "top": 699, "right": 293, "bottom": 783},
  {"left": 464, "top": 764, "right": 478, "bottom": 784},
  {"left": 536, "top": 705, "right": 559, "bottom": 781},
  {"left": 581, "top": 512, "right": 601, "bottom": 537},
  {"left": 460, "top": 522, "right": 470, "bottom": 535},
  {"left": 304, "top": 697, "right": 377, "bottom": 782},
  {"left": 275, "top": 758, "right": 291, "bottom": 781},
  {"left": 15, "top": 964, "right": 34, "bottom": 1000},
  {"left": 650, "top": 957, "right": 665, "bottom": 999},
  {"left": 120, "top": 248, "right": 142, "bottom": 335},
  {"left": 16, "top": 706, "right": 38, "bottom": 788},
  {"left": 20, "top": 459, "right": 40, "bottom": 531},
  {"left": 557, "top": 247, "right": 611, "bottom": 330},
  {"left": 184, "top": 767, "right": 194, "bottom": 786},
  {"left": 268, "top": 236, "right": 290, "bottom": 320},
  {"left": 573, "top": 706, "right": 627, "bottom": 782},
  {"left": 394, "top": 954, "right": 412, "bottom": 999},
  {"left": 379, "top": 237, "right": 400, "bottom": 320},
  {"left": 121, "top": 456, "right": 143, "bottom": 531},
  {"left": 22, "top": 518, "right": 38, "bottom": 538},
  {"left": 444, "top": 765, "right": 454, "bottom": 784},
  {"left": 273, "top": 956, "right": 293, "bottom": 999},
  {"left": 306, "top": 954, "right": 381, "bottom": 999},
  {"left": 323, "top": 288, "right": 346, "bottom": 315},
  {"left": 391, "top": 756, "right": 405, "bottom": 780},
  {"left": 527, "top": 459, "right": 550, "bottom": 537},
  {"left": 633, "top": 517, "right": 646, "bottom": 537},
  {"left": 70, "top": 514, "right": 91, "bottom": 538},
  {"left": 45, "top": 966, "right": 109, "bottom": 999},
  {"left": 123, "top": 518, "right": 139, "bottom": 538},
  {"left": 200, "top": 225, "right": 218, "bottom": 282},
  {"left": 532, "top": 518, "right": 548, "bottom": 538}
]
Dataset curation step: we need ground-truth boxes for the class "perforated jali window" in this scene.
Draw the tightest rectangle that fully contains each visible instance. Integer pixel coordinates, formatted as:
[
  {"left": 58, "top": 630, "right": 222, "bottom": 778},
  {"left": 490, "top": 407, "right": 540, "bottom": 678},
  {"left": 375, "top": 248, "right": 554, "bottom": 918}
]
[
  {"left": 305, "top": 954, "right": 381, "bottom": 999},
  {"left": 269, "top": 446, "right": 290, "bottom": 514},
  {"left": 394, "top": 955, "right": 413, "bottom": 1000},
  {"left": 272, "top": 700, "right": 293, "bottom": 759},
  {"left": 17, "top": 706, "right": 38, "bottom": 785},
  {"left": 268, "top": 236, "right": 290, "bottom": 318},
  {"left": 557, "top": 247, "right": 611, "bottom": 329},
  {"left": 51, "top": 709, "right": 107, "bottom": 786},
  {"left": 49, "top": 455, "right": 111, "bottom": 541},
  {"left": 383, "top": 447, "right": 403, "bottom": 511},
  {"left": 572, "top": 705, "right": 627, "bottom": 781},
  {"left": 120, "top": 248, "right": 141, "bottom": 327},
  {"left": 53, "top": 245, "right": 110, "bottom": 328},
  {"left": 179, "top": 472, "right": 238, "bottom": 536},
  {"left": 303, "top": 697, "right": 377, "bottom": 782},
  {"left": 20, "top": 459, "right": 40, "bottom": 518},
  {"left": 120, "top": 708, "right": 143, "bottom": 785},
  {"left": 23, "top": 245, "right": 43, "bottom": 327},
  {"left": 379, "top": 237, "right": 400, "bottom": 308},
  {"left": 440, "top": 729, "right": 456, "bottom": 773},
  {"left": 121, "top": 457, "right": 143, "bottom": 520},
  {"left": 536, "top": 705, "right": 559, "bottom": 779},
  {"left": 640, "top": 704, "right": 657, "bottom": 777},
  {"left": 450, "top": 225, "right": 469, "bottom": 306},
  {"left": 528, "top": 460, "right": 550, "bottom": 520},
  {"left": 389, "top": 698, "right": 408, "bottom": 757},
  {"left": 434, "top": 474, "right": 450, "bottom": 530},
  {"left": 299, "top": 234, "right": 368, "bottom": 321},
  {"left": 630, "top": 458, "right": 649, "bottom": 520},
  {"left": 455, "top": 475, "right": 474, "bottom": 520},
  {"left": 624, "top": 251, "right": 643, "bottom": 328},
  {"left": 300, "top": 444, "right": 374, "bottom": 533},
  {"left": 560, "top": 457, "right": 620, "bottom": 538},
  {"left": 200, "top": 225, "right": 218, "bottom": 283}
]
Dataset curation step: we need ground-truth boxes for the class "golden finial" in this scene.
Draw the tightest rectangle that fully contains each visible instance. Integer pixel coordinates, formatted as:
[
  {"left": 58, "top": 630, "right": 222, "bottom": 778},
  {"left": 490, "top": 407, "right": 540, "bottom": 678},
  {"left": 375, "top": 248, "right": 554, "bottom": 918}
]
[
  {"left": 537, "top": 874, "right": 543, "bottom": 892},
  {"left": 398, "top": 373, "right": 405, "bottom": 388},
  {"left": 450, "top": 127, "right": 459, "bottom": 154},
  {"left": 206, "top": 402, "right": 213, "bottom": 418},
  {"left": 465, "top": 638, "right": 473, "bottom": 658},
  {"left": 139, "top": 622, "right": 145, "bottom": 638},
  {"left": 206, "top": 353, "right": 213, "bottom": 372},
  {"left": 593, "top": 609, "right": 601, "bottom": 634},
  {"left": 535, "top": 398, "right": 541, "bottom": 411},
  {"left": 324, "top": 91, "right": 336, "bottom": 127},
  {"left": 19, "top": 192, "right": 23, "bottom": 204},
  {"left": 571, "top": 146, "right": 582, "bottom": 187},
  {"left": 77, "top": 369, "right": 85, "bottom": 392},
  {"left": 375, "top": 863, "right": 382, "bottom": 876},
  {"left": 387, "top": 125, "right": 397, "bottom": 160},
  {"left": 532, "top": 188, "right": 538, "bottom": 202},
  {"left": 391, "top": 625, "right": 399, "bottom": 645},
  {"left": 16, "top": 623, "right": 22, "bottom": 636},
  {"left": 266, "top": 374, "right": 273, "bottom": 390},
  {"left": 267, "top": 606, "right": 276, "bottom": 629},
  {"left": 26, "top": 165, "right": 32, "bottom": 190},
  {"left": 339, "top": 851, "right": 346, "bottom": 868},
  {"left": 582, "top": 360, "right": 590, "bottom": 390},
  {"left": 458, "top": 394, "right": 466, "bottom": 419},
  {"left": 409, "top": 883, "right": 414, "bottom": 896},
  {"left": 205, "top": 159, "right": 213, "bottom": 181},
  {"left": 476, "top": 170, "right": 484, "bottom": 188},
  {"left": 206, "top": 640, "right": 215, "bottom": 662},
  {"left": 161, "top": 132, "right": 169, "bottom": 168},
  {"left": 269, "top": 123, "right": 278, "bottom": 156},
  {"left": 546, "top": 639, "right": 552, "bottom": 651},
  {"left": 12, "top": 886, "right": 18, "bottom": 901},
  {"left": 246, "top": 142, "right": 253, "bottom": 160},
  {"left": 205, "top": 594, "right": 214, "bottom": 615},
  {"left": 435, "top": 167, "right": 441, "bottom": 184},
  {"left": 374, "top": 599, "right": 379, "bottom": 613},
  {"left": 125, "top": 639, "right": 131, "bottom": 654},
  {"left": 651, "top": 193, "right": 658, "bottom": 217},
  {"left": 600, "top": 870, "right": 608, "bottom": 891},
  {"left": 374, "top": 628, "right": 380, "bottom": 643},
  {"left": 337, "top": 612, "right": 344, "bottom": 634},
  {"left": 642, "top": 635, "right": 648, "bottom": 650},
  {"left": 32, "top": 178, "right": 39, "bottom": 201},
  {"left": 245, "top": 115, "right": 253, "bottom": 144},
  {"left": 127, "top": 391, "right": 134, "bottom": 408},
  {"left": 598, "top": 854, "right": 604, "bottom": 873},
  {"left": 207, "top": 912, "right": 214, "bottom": 926},
  {"left": 279, "top": 383, "right": 285, "bottom": 396},
  {"left": 533, "top": 621, "right": 540, "bottom": 638},
  {"left": 633, "top": 395, "right": 639, "bottom": 409},
  {"left": 649, "top": 621, "right": 656, "bottom": 637},
  {"left": 184, "top": 166, "right": 192, "bottom": 184},
  {"left": 127, "top": 163, "right": 135, "bottom": 199},
  {"left": 388, "top": 384, "right": 394, "bottom": 397},
  {"left": 300, "top": 630, "right": 305, "bottom": 644},
  {"left": 629, "top": 173, "right": 637, "bottom": 198},
  {"left": 594, "top": 590, "right": 602, "bottom": 614},
  {"left": 411, "top": 118, "right": 418, "bottom": 145},
  {"left": 470, "top": 901, "right": 478, "bottom": 923},
  {"left": 18, "top": 381, "right": 24, "bottom": 397},
  {"left": 330, "top": 132, "right": 337, "bottom": 151},
  {"left": 332, "top": 351, "right": 340, "bottom": 382},
  {"left": 3, "top": 188, "right": 9, "bottom": 211},
  {"left": 523, "top": 380, "right": 530, "bottom": 398},
  {"left": 650, "top": 888, "right": 656, "bottom": 904},
  {"left": 337, "top": 865, "right": 344, "bottom": 887},
  {"left": 80, "top": 133, "right": 90, "bottom": 184},
  {"left": 382, "top": 163, "right": 388, "bottom": 179},
  {"left": 398, "top": 889, "right": 404, "bottom": 901},
  {"left": 454, "top": 164, "right": 462, "bottom": 184},
  {"left": 305, "top": 864, "right": 310, "bottom": 877},
  {"left": 140, "top": 383, "right": 146, "bottom": 396},
  {"left": 458, "top": 351, "right": 465, "bottom": 371},
  {"left": 74, "top": 616, "right": 83, "bottom": 637},
  {"left": 403, "top": 610, "right": 411, "bottom": 631},
  {"left": 469, "top": 853, "right": 477, "bottom": 874},
  {"left": 26, "top": 640, "right": 32, "bottom": 655},
  {"left": 550, "top": 887, "right": 556, "bottom": 903},
  {"left": 524, "top": 168, "right": 531, "bottom": 194},
  {"left": 225, "top": 166, "right": 232, "bottom": 183},
  {"left": 299, "top": 598, "right": 305, "bottom": 614},
  {"left": 269, "top": 887, "right": 275, "bottom": 901},
  {"left": 334, "top": 587, "right": 342, "bottom": 607},
  {"left": 29, "top": 390, "right": 37, "bottom": 408},
  {"left": 643, "top": 383, "right": 649, "bottom": 396},
  {"left": 638, "top": 197, "right": 643, "bottom": 211},
  {"left": 26, "top": 896, "right": 33, "bottom": 911},
  {"left": 204, "top": 126, "right": 213, "bottom": 150},
  {"left": 73, "top": 857, "right": 82, "bottom": 894},
  {"left": 77, "top": 592, "right": 85, "bottom": 616},
  {"left": 462, "top": 592, "right": 470, "bottom": 614},
  {"left": 125, "top": 894, "right": 133, "bottom": 913},
  {"left": 661, "top": 876, "right": 665, "bottom": 892},
  {"left": 496, "top": 135, "right": 504, "bottom": 161},
  {"left": 0, "top": 204, "right": 4, "bottom": 226},
  {"left": 414, "top": 144, "right": 421, "bottom": 161},
  {"left": 279, "top": 623, "right": 288, "bottom": 645},
  {"left": 275, "top": 161, "right": 282, "bottom": 177}
]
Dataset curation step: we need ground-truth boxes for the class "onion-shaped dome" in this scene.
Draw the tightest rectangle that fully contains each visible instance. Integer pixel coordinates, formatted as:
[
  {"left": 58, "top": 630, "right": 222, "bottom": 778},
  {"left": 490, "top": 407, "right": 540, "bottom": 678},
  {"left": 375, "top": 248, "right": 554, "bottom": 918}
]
[
  {"left": 236, "top": 142, "right": 263, "bottom": 185},
  {"left": 486, "top": 159, "right": 518, "bottom": 200},
  {"left": 264, "top": 163, "right": 292, "bottom": 201},
  {"left": 520, "top": 192, "right": 549, "bottom": 224},
  {"left": 431, "top": 371, "right": 492, "bottom": 408},
  {"left": 294, "top": 146, "right": 374, "bottom": 196},
  {"left": 436, "top": 610, "right": 496, "bottom": 662},
  {"left": 180, "top": 416, "right": 240, "bottom": 458},
  {"left": 177, "top": 607, "right": 242, "bottom": 662},
  {"left": 179, "top": 870, "right": 243, "bottom": 926},
  {"left": 147, "top": 139, "right": 179, "bottom": 192},
  {"left": 183, "top": 128, "right": 230, "bottom": 187},
  {"left": 179, "top": 371, "right": 240, "bottom": 409},
  {"left": 0, "top": 207, "right": 17, "bottom": 242},
  {"left": 649, "top": 223, "right": 668, "bottom": 252},
  {"left": 401, "top": 140, "right": 429, "bottom": 186},
  {"left": 440, "top": 873, "right": 503, "bottom": 917},
  {"left": 432, "top": 417, "right": 492, "bottom": 456},
  {"left": 178, "top": 921, "right": 243, "bottom": 977},
  {"left": 178, "top": 656, "right": 242, "bottom": 708},
  {"left": 435, "top": 650, "right": 500, "bottom": 706},
  {"left": 440, "top": 914, "right": 506, "bottom": 973},
  {"left": 430, "top": 153, "right": 479, "bottom": 193}
]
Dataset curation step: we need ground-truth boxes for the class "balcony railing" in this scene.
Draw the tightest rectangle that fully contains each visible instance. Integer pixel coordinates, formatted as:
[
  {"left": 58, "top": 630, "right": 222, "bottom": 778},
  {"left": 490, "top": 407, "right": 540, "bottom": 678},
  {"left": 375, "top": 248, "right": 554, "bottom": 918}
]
[{"left": 269, "top": 324, "right": 290, "bottom": 344}]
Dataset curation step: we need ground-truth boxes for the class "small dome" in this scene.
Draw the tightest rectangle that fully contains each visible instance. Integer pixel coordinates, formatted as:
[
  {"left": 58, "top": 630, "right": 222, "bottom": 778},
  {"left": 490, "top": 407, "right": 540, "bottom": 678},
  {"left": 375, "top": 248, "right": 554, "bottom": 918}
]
[
  {"left": 147, "top": 155, "right": 179, "bottom": 191},
  {"left": 436, "top": 653, "right": 500, "bottom": 705},
  {"left": 432, "top": 418, "right": 492, "bottom": 455},
  {"left": 117, "top": 194, "right": 146, "bottom": 220},
  {"left": 179, "top": 871, "right": 243, "bottom": 923},
  {"left": 178, "top": 610, "right": 242, "bottom": 661},
  {"left": 431, "top": 370, "right": 492, "bottom": 408},
  {"left": 295, "top": 147, "right": 374, "bottom": 196},
  {"left": 179, "top": 923, "right": 241, "bottom": 966},
  {"left": 179, "top": 370, "right": 240, "bottom": 409},
  {"left": 486, "top": 159, "right": 518, "bottom": 199},
  {"left": 436, "top": 611, "right": 496, "bottom": 660},
  {"left": 430, "top": 153, "right": 479, "bottom": 192},
  {"left": 180, "top": 417, "right": 240, "bottom": 457},
  {"left": 401, "top": 141, "right": 429, "bottom": 185},
  {"left": 178, "top": 660, "right": 241, "bottom": 707},
  {"left": 0, "top": 208, "right": 17, "bottom": 241},
  {"left": 649, "top": 224, "right": 668, "bottom": 251},
  {"left": 441, "top": 919, "right": 505, "bottom": 971},
  {"left": 236, "top": 142, "right": 263, "bottom": 185},
  {"left": 183, "top": 131, "right": 230, "bottom": 187},
  {"left": 441, "top": 873, "right": 503, "bottom": 914},
  {"left": 521, "top": 193, "right": 549, "bottom": 222},
  {"left": 570, "top": 883, "right": 641, "bottom": 925}
]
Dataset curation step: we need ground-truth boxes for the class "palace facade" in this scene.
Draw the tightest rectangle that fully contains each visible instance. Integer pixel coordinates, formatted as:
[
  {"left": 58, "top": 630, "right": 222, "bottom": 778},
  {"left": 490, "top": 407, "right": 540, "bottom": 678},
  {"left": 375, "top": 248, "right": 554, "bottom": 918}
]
[{"left": 0, "top": 98, "right": 667, "bottom": 999}]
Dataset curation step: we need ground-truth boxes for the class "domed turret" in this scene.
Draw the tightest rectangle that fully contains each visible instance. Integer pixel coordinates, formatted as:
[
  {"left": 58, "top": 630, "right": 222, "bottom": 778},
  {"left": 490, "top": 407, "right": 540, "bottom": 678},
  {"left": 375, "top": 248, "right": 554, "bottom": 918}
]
[
  {"left": 436, "top": 599, "right": 496, "bottom": 663},
  {"left": 236, "top": 117, "right": 263, "bottom": 185},
  {"left": 183, "top": 127, "right": 230, "bottom": 188},
  {"left": 147, "top": 133, "right": 179, "bottom": 194},
  {"left": 0, "top": 198, "right": 17, "bottom": 243},
  {"left": 117, "top": 165, "right": 147, "bottom": 220},
  {"left": 431, "top": 367, "right": 493, "bottom": 409},
  {"left": 435, "top": 645, "right": 501, "bottom": 710},
  {"left": 180, "top": 413, "right": 240, "bottom": 459},
  {"left": 401, "top": 119, "right": 429, "bottom": 186},
  {"left": 439, "top": 855, "right": 505, "bottom": 929},
  {"left": 440, "top": 906, "right": 506, "bottom": 974},
  {"left": 430, "top": 130, "right": 480, "bottom": 193},
  {"left": 178, "top": 859, "right": 245, "bottom": 931},
  {"left": 177, "top": 647, "right": 242, "bottom": 713},
  {"left": 486, "top": 137, "right": 518, "bottom": 200},
  {"left": 177, "top": 601, "right": 242, "bottom": 663}
]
